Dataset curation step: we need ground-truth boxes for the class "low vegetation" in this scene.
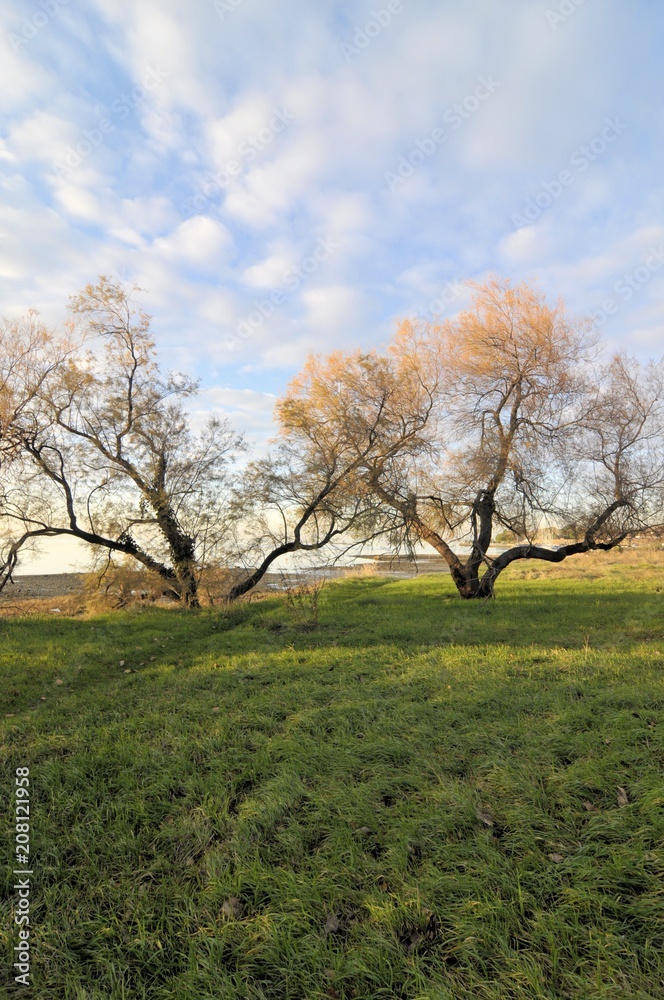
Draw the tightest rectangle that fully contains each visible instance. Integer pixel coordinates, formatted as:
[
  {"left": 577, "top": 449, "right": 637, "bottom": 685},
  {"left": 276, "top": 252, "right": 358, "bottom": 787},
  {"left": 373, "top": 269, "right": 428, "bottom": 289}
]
[{"left": 1, "top": 552, "right": 663, "bottom": 998}]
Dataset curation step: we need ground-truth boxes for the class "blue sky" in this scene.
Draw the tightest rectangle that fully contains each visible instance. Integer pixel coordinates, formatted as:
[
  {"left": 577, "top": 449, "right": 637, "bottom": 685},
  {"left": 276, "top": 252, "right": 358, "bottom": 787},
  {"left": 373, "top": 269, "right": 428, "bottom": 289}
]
[{"left": 1, "top": 0, "right": 663, "bottom": 456}]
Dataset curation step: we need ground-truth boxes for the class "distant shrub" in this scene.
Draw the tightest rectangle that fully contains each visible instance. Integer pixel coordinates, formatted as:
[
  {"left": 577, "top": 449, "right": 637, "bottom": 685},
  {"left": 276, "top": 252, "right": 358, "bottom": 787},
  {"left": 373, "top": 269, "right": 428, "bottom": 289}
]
[{"left": 82, "top": 562, "right": 168, "bottom": 610}]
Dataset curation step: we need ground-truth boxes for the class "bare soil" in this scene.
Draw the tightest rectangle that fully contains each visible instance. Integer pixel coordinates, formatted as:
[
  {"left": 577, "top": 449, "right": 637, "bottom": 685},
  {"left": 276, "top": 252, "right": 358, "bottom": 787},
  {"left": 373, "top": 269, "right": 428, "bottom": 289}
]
[{"left": 0, "top": 573, "right": 87, "bottom": 602}]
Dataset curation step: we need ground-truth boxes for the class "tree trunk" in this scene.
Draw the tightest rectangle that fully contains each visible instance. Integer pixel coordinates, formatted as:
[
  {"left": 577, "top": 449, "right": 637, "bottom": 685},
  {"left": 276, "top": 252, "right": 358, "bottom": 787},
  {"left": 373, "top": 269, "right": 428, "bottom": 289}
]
[
  {"left": 446, "top": 567, "right": 495, "bottom": 599},
  {"left": 226, "top": 540, "right": 299, "bottom": 602},
  {"left": 173, "top": 562, "right": 200, "bottom": 607},
  {"left": 169, "top": 542, "right": 200, "bottom": 608},
  {"left": 152, "top": 499, "right": 201, "bottom": 608}
]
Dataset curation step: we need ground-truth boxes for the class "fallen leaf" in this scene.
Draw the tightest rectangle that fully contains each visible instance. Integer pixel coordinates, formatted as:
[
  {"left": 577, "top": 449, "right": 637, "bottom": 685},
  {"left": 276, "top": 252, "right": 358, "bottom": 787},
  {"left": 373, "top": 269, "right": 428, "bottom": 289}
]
[
  {"left": 119, "top": 660, "right": 125, "bottom": 666},
  {"left": 398, "top": 926, "right": 423, "bottom": 953},
  {"left": 617, "top": 786, "right": 629, "bottom": 807},
  {"left": 604, "top": 738, "right": 611, "bottom": 745},
  {"left": 55, "top": 679, "right": 64, "bottom": 685},
  {"left": 582, "top": 801, "right": 598, "bottom": 812},
  {"left": 476, "top": 808, "right": 494, "bottom": 827},
  {"left": 50, "top": 608, "right": 61, "bottom": 613},
  {"left": 212, "top": 706, "right": 220, "bottom": 712},
  {"left": 356, "top": 826, "right": 371, "bottom": 836},
  {"left": 40, "top": 696, "right": 47, "bottom": 701},
  {"left": 124, "top": 669, "right": 131, "bottom": 674},
  {"left": 549, "top": 853, "right": 564, "bottom": 863},
  {"left": 324, "top": 914, "right": 342, "bottom": 936},
  {"left": 221, "top": 897, "right": 241, "bottom": 919}
]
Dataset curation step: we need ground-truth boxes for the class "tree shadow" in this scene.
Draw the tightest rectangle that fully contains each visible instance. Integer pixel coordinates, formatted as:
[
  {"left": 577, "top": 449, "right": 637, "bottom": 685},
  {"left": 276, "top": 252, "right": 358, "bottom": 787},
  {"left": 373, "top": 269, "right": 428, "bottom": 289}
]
[{"left": 0, "top": 575, "right": 661, "bottom": 699}]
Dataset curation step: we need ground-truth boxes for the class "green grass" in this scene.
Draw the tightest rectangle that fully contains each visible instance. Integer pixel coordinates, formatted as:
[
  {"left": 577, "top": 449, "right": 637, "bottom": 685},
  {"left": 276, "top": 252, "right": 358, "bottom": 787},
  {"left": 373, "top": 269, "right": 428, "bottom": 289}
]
[{"left": 1, "top": 566, "right": 664, "bottom": 999}]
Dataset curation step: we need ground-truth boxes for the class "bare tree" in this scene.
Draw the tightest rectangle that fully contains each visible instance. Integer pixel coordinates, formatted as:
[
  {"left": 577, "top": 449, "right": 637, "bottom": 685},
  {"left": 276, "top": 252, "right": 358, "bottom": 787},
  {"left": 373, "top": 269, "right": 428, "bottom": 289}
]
[
  {"left": 277, "top": 278, "right": 664, "bottom": 598},
  {"left": 0, "top": 278, "right": 242, "bottom": 606}
]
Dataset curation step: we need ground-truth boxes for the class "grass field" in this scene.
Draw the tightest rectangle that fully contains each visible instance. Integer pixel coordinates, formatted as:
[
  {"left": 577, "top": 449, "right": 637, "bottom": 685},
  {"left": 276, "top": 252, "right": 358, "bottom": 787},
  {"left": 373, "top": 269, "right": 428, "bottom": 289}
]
[{"left": 1, "top": 552, "right": 663, "bottom": 999}]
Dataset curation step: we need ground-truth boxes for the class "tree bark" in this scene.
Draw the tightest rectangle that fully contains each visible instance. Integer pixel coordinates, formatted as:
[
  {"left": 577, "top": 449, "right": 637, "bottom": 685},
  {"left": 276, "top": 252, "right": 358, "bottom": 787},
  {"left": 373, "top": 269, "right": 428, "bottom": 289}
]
[
  {"left": 226, "top": 541, "right": 299, "bottom": 602},
  {"left": 150, "top": 503, "right": 200, "bottom": 608}
]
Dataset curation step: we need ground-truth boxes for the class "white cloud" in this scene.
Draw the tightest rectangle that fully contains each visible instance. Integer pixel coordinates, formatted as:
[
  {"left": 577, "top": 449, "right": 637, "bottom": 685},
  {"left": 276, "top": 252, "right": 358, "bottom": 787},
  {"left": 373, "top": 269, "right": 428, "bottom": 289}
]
[
  {"left": 299, "top": 284, "right": 364, "bottom": 334},
  {"left": 6, "top": 111, "right": 80, "bottom": 163},
  {"left": 197, "top": 288, "right": 238, "bottom": 327},
  {"left": 260, "top": 334, "right": 328, "bottom": 371},
  {"left": 102, "top": 196, "right": 176, "bottom": 246},
  {"left": 0, "top": 13, "right": 54, "bottom": 111},
  {"left": 499, "top": 224, "right": 554, "bottom": 264},
  {"left": 53, "top": 183, "right": 107, "bottom": 224},
  {"left": 223, "top": 135, "right": 325, "bottom": 226},
  {"left": 93, "top": 0, "right": 214, "bottom": 117},
  {"left": 152, "top": 216, "right": 234, "bottom": 269},
  {"left": 240, "top": 246, "right": 296, "bottom": 288},
  {"left": 193, "top": 386, "right": 277, "bottom": 441},
  {"left": 205, "top": 93, "right": 284, "bottom": 165}
]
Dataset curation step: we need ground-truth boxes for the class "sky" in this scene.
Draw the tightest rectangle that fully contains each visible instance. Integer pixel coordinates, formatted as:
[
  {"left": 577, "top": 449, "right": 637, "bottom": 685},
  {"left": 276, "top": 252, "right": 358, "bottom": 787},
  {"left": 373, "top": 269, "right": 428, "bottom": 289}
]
[{"left": 1, "top": 0, "right": 663, "bottom": 569}]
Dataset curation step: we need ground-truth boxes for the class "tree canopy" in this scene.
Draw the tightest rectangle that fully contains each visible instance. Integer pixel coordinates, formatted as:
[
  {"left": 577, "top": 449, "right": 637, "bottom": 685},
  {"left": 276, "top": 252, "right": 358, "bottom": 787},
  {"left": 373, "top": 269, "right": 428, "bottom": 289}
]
[
  {"left": 276, "top": 278, "right": 664, "bottom": 597},
  {"left": 2, "top": 275, "right": 662, "bottom": 604},
  {"left": 0, "top": 279, "right": 241, "bottom": 606}
]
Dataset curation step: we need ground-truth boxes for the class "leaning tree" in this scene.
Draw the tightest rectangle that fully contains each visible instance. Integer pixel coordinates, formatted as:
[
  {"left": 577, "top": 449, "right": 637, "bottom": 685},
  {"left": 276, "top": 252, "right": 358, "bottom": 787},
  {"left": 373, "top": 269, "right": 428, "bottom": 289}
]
[
  {"left": 277, "top": 278, "right": 664, "bottom": 598},
  {"left": 0, "top": 278, "right": 242, "bottom": 606},
  {"left": 225, "top": 347, "right": 439, "bottom": 600}
]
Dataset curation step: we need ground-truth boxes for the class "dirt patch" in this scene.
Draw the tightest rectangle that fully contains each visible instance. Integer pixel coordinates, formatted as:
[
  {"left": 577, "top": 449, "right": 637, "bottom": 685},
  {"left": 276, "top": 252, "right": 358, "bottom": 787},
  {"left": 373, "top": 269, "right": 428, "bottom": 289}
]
[
  {"left": 0, "top": 574, "right": 88, "bottom": 617},
  {"left": 0, "top": 574, "right": 87, "bottom": 602}
]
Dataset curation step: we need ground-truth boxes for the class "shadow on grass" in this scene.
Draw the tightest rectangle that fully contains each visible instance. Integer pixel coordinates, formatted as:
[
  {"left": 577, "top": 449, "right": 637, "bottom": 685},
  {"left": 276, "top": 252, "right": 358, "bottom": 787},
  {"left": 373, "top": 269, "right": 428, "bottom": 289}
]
[
  {"left": 232, "top": 573, "right": 664, "bottom": 654},
  {"left": 0, "top": 573, "right": 662, "bottom": 672}
]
